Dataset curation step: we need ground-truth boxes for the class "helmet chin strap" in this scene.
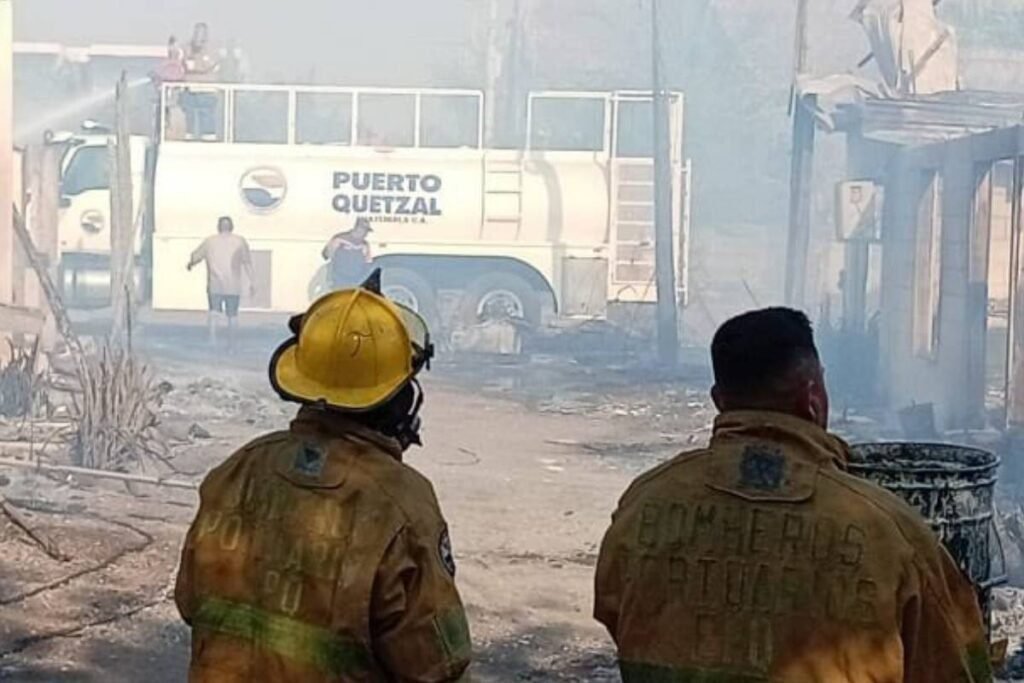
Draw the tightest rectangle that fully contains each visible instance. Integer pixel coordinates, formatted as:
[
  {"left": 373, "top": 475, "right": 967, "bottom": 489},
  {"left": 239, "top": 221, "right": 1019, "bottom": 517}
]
[{"left": 393, "top": 379, "right": 425, "bottom": 451}]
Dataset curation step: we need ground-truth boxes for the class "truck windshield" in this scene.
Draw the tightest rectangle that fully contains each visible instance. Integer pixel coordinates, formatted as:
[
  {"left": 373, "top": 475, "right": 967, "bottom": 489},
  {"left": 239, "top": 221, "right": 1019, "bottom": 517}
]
[{"left": 62, "top": 145, "right": 109, "bottom": 196}]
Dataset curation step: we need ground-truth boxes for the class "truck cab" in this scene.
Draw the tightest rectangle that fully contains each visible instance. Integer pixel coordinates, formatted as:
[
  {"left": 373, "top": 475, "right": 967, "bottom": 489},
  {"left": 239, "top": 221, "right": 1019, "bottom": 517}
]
[{"left": 57, "top": 132, "right": 150, "bottom": 307}]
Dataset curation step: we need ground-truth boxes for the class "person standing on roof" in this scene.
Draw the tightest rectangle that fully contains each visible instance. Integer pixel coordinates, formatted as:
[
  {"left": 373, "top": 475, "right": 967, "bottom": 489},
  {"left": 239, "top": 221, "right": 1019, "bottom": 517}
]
[
  {"left": 181, "top": 22, "right": 221, "bottom": 138},
  {"left": 175, "top": 270, "right": 472, "bottom": 682},
  {"left": 594, "top": 307, "right": 993, "bottom": 683},
  {"left": 187, "top": 216, "right": 255, "bottom": 349},
  {"left": 322, "top": 217, "right": 373, "bottom": 290},
  {"left": 154, "top": 36, "right": 186, "bottom": 84}
]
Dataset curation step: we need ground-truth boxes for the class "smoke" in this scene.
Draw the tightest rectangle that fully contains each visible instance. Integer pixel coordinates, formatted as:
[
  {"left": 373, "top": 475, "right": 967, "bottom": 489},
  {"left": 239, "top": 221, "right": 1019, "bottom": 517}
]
[
  {"left": 15, "top": 1, "right": 481, "bottom": 85},
  {"left": 18, "top": 0, "right": 1020, "bottom": 346}
]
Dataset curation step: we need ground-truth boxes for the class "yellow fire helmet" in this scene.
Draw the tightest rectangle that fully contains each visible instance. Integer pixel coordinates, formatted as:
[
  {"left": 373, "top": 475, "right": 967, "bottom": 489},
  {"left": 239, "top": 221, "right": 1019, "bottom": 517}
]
[{"left": 269, "top": 270, "right": 433, "bottom": 411}]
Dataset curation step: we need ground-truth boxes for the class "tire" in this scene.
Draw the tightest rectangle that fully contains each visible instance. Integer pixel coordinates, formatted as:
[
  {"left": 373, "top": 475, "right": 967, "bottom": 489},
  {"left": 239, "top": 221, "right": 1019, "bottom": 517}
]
[
  {"left": 307, "top": 264, "right": 331, "bottom": 301},
  {"left": 459, "top": 272, "right": 542, "bottom": 328},
  {"left": 380, "top": 267, "right": 441, "bottom": 333}
]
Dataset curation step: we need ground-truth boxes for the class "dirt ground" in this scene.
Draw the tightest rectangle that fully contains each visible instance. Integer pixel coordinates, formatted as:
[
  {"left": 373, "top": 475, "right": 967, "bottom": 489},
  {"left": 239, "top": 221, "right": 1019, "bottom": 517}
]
[
  {"left": 0, "top": 326, "right": 713, "bottom": 682},
  {"left": 5, "top": 324, "right": 1024, "bottom": 681}
]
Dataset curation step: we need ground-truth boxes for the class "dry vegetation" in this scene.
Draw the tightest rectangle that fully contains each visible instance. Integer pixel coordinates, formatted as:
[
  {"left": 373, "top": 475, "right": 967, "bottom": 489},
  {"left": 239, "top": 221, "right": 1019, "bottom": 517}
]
[{"left": 68, "top": 342, "right": 168, "bottom": 472}]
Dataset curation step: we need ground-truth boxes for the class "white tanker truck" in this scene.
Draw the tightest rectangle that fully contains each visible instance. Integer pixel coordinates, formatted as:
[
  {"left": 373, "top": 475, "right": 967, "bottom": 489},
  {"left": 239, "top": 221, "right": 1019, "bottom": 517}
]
[{"left": 55, "top": 82, "right": 691, "bottom": 331}]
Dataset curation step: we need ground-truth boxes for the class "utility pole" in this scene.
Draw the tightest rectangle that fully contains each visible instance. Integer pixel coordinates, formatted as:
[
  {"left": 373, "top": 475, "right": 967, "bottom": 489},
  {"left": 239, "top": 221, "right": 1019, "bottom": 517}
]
[
  {"left": 651, "top": 0, "right": 679, "bottom": 367},
  {"left": 791, "top": 0, "right": 809, "bottom": 106},
  {"left": 784, "top": 0, "right": 814, "bottom": 307},
  {"left": 0, "top": 0, "right": 13, "bottom": 308},
  {"left": 484, "top": 0, "right": 502, "bottom": 147},
  {"left": 483, "top": 0, "right": 525, "bottom": 147}
]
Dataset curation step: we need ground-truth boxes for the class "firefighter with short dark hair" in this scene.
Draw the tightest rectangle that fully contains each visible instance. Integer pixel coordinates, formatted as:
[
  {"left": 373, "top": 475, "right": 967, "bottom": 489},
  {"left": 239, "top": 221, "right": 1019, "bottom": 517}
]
[
  {"left": 594, "top": 307, "right": 992, "bottom": 683},
  {"left": 175, "top": 271, "right": 471, "bottom": 682}
]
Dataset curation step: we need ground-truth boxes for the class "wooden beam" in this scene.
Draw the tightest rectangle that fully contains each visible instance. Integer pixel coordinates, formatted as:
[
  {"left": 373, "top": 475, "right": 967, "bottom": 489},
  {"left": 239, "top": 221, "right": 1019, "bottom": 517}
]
[
  {"left": 0, "top": 457, "right": 198, "bottom": 490},
  {"left": 0, "top": 495, "right": 70, "bottom": 561},
  {"left": 965, "top": 164, "right": 993, "bottom": 428},
  {"left": 0, "top": 1, "right": 13, "bottom": 306},
  {"left": 938, "top": 144, "right": 980, "bottom": 429},
  {"left": 12, "top": 205, "right": 84, "bottom": 359},
  {"left": 1007, "top": 157, "right": 1024, "bottom": 428},
  {"left": 842, "top": 241, "right": 870, "bottom": 332},
  {"left": 109, "top": 72, "right": 135, "bottom": 344},
  {"left": 900, "top": 125, "right": 1022, "bottom": 166}
]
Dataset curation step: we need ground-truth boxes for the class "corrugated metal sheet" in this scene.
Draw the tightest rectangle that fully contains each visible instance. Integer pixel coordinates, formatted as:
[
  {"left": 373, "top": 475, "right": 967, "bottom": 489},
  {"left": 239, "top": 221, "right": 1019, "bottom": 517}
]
[{"left": 836, "top": 90, "right": 1024, "bottom": 144}]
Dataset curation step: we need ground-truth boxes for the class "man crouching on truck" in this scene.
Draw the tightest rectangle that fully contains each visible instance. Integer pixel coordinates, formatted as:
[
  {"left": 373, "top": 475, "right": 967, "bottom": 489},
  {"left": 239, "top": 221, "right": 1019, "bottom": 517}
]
[
  {"left": 187, "top": 216, "right": 255, "bottom": 349},
  {"left": 322, "top": 216, "right": 372, "bottom": 290},
  {"left": 594, "top": 307, "right": 993, "bottom": 683}
]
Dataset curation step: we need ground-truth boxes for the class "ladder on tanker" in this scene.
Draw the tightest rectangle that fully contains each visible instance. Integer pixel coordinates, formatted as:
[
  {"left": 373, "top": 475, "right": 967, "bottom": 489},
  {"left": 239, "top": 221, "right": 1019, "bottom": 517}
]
[
  {"left": 481, "top": 156, "right": 523, "bottom": 240},
  {"left": 610, "top": 161, "right": 657, "bottom": 292}
]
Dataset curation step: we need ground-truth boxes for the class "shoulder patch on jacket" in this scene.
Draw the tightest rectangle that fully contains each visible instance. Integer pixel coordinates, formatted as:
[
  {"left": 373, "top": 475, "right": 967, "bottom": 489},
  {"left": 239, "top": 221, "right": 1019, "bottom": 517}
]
[
  {"left": 706, "top": 445, "right": 817, "bottom": 502},
  {"left": 739, "top": 445, "right": 786, "bottom": 491},
  {"left": 292, "top": 443, "right": 326, "bottom": 478}
]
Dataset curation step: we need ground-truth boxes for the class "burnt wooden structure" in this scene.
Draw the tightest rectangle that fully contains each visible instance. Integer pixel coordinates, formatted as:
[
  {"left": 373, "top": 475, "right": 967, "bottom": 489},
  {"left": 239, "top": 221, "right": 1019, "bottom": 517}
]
[{"left": 787, "top": 90, "right": 1024, "bottom": 430}]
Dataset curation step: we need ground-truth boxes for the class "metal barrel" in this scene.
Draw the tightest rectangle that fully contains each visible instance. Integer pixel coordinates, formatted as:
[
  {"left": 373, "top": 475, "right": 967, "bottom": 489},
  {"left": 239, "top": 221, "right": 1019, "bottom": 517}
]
[{"left": 848, "top": 442, "right": 1005, "bottom": 628}]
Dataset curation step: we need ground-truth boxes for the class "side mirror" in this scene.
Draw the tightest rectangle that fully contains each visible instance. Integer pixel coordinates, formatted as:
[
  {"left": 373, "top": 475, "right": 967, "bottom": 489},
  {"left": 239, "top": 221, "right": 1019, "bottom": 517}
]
[{"left": 59, "top": 196, "right": 72, "bottom": 209}]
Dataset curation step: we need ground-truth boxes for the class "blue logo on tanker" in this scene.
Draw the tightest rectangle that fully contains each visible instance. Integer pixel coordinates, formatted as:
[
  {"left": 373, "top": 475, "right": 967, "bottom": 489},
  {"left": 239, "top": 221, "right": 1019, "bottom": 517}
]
[
  {"left": 240, "top": 167, "right": 288, "bottom": 212},
  {"left": 332, "top": 172, "right": 442, "bottom": 224}
]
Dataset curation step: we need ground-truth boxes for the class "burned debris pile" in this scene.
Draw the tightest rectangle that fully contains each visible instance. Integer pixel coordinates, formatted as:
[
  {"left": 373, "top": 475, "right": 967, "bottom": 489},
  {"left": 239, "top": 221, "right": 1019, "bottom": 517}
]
[{"left": 0, "top": 339, "right": 45, "bottom": 419}]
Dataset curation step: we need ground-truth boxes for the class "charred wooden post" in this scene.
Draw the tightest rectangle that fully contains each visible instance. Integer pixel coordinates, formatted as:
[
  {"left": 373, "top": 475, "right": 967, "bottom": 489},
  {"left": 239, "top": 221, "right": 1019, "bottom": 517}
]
[
  {"left": 11, "top": 206, "right": 83, "bottom": 360},
  {"left": 0, "top": 0, "right": 13, "bottom": 310},
  {"left": 1008, "top": 155, "right": 1024, "bottom": 427},
  {"left": 109, "top": 72, "right": 135, "bottom": 344},
  {"left": 23, "top": 143, "right": 61, "bottom": 352},
  {"left": 966, "top": 165, "right": 994, "bottom": 429}
]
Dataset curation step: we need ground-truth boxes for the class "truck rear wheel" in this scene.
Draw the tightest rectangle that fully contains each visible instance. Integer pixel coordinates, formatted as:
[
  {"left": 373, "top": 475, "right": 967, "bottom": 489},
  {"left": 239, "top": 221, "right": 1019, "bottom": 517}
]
[
  {"left": 381, "top": 267, "right": 440, "bottom": 332},
  {"left": 459, "top": 272, "right": 541, "bottom": 328}
]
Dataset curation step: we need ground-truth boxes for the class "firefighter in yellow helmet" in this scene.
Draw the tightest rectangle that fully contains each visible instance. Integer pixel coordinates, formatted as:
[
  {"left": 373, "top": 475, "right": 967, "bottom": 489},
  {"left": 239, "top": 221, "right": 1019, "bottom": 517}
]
[{"left": 175, "top": 270, "right": 472, "bottom": 682}]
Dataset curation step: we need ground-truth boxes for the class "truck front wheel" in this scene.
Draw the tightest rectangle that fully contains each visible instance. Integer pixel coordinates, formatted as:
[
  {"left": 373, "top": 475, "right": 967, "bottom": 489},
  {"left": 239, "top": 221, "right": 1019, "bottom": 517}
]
[
  {"left": 459, "top": 272, "right": 541, "bottom": 328},
  {"left": 381, "top": 267, "right": 440, "bottom": 333}
]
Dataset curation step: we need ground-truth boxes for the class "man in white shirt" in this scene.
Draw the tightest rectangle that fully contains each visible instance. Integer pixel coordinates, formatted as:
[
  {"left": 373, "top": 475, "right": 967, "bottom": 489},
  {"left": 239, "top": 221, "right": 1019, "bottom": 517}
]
[{"left": 188, "top": 216, "right": 255, "bottom": 349}]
